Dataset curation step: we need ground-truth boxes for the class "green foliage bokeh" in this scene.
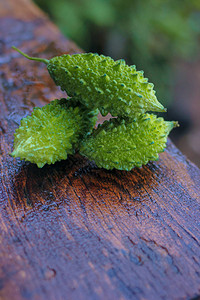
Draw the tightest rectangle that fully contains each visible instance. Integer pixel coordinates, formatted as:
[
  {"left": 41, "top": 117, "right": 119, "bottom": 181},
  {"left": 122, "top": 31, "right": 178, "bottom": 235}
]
[{"left": 34, "top": 0, "right": 200, "bottom": 105}]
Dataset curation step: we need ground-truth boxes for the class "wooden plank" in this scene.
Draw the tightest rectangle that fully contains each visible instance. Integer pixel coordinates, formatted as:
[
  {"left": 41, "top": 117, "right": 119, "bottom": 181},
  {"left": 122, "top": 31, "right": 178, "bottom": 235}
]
[{"left": 0, "top": 0, "right": 200, "bottom": 299}]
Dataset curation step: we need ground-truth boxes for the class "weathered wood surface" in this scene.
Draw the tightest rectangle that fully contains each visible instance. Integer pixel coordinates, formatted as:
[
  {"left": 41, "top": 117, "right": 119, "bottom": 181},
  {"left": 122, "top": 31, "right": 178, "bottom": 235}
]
[{"left": 0, "top": 0, "right": 200, "bottom": 299}]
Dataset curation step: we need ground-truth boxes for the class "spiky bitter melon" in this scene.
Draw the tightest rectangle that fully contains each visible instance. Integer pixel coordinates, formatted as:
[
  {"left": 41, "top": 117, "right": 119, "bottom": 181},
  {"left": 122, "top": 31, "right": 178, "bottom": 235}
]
[
  {"left": 11, "top": 98, "right": 98, "bottom": 168},
  {"left": 12, "top": 47, "right": 166, "bottom": 118},
  {"left": 80, "top": 115, "right": 178, "bottom": 171}
]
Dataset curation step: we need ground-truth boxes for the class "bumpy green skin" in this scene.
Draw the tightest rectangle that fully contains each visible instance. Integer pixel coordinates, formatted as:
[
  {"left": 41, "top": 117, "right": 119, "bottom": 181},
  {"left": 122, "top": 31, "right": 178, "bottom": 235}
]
[
  {"left": 11, "top": 98, "right": 98, "bottom": 168},
  {"left": 80, "top": 114, "right": 177, "bottom": 171},
  {"left": 47, "top": 53, "right": 165, "bottom": 118}
]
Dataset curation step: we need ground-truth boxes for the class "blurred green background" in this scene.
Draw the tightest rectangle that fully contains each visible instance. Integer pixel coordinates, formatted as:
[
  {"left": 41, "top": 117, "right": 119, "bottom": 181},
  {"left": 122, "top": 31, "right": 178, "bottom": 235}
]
[
  {"left": 34, "top": 0, "right": 200, "bottom": 106},
  {"left": 34, "top": 0, "right": 200, "bottom": 165}
]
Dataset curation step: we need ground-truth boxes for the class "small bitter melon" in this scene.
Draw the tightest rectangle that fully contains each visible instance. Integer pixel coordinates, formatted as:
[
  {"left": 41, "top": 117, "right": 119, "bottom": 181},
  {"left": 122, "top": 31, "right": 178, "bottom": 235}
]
[
  {"left": 12, "top": 47, "right": 166, "bottom": 118},
  {"left": 11, "top": 98, "right": 98, "bottom": 167},
  {"left": 80, "top": 114, "right": 178, "bottom": 170}
]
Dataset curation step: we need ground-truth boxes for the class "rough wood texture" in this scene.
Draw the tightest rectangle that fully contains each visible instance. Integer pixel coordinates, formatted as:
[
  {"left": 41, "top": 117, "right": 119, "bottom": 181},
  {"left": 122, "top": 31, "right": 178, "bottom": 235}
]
[{"left": 0, "top": 0, "right": 200, "bottom": 299}]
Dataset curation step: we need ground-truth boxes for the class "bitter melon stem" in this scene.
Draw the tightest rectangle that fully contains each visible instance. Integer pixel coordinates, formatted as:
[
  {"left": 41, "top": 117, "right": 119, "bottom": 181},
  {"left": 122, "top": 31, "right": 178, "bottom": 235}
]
[{"left": 12, "top": 46, "right": 49, "bottom": 65}]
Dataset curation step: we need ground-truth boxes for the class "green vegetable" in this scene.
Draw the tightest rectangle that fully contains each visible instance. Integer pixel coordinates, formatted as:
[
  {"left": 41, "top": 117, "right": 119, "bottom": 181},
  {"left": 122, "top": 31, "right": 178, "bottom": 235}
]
[
  {"left": 80, "top": 114, "right": 178, "bottom": 170},
  {"left": 11, "top": 98, "right": 98, "bottom": 167},
  {"left": 11, "top": 47, "right": 178, "bottom": 170},
  {"left": 12, "top": 47, "right": 166, "bottom": 118}
]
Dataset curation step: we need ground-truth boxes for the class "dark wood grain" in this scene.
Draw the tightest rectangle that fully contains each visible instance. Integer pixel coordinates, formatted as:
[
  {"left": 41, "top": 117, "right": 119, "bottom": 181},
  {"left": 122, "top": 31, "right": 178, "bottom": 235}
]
[{"left": 0, "top": 0, "right": 200, "bottom": 299}]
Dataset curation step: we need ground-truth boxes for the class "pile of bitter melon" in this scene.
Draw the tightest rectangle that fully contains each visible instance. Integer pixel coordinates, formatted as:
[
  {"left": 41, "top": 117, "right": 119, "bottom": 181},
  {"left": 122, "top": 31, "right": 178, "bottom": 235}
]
[{"left": 11, "top": 47, "right": 178, "bottom": 170}]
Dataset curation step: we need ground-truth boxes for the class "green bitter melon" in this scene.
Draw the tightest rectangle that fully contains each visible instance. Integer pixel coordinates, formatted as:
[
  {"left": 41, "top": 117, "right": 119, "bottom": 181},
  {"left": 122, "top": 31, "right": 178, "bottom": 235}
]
[
  {"left": 80, "top": 114, "right": 178, "bottom": 170},
  {"left": 12, "top": 47, "right": 166, "bottom": 118},
  {"left": 11, "top": 98, "right": 98, "bottom": 167}
]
